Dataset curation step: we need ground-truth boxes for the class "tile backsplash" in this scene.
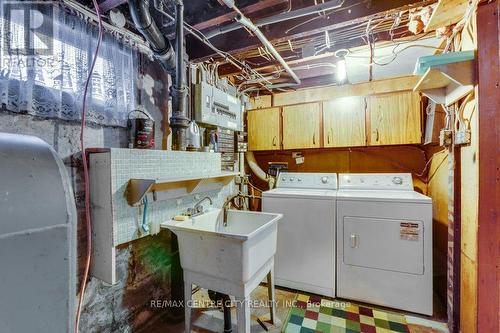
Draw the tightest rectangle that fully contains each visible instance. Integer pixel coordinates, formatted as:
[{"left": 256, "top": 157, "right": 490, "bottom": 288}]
[{"left": 107, "top": 149, "right": 235, "bottom": 245}]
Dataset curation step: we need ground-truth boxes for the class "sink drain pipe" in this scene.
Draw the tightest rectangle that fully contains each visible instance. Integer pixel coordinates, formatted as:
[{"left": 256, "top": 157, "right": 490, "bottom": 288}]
[{"left": 208, "top": 291, "right": 232, "bottom": 333}]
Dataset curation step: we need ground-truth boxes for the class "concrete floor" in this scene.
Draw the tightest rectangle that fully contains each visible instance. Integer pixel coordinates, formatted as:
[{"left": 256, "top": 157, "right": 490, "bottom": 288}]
[{"left": 150, "top": 285, "right": 448, "bottom": 333}]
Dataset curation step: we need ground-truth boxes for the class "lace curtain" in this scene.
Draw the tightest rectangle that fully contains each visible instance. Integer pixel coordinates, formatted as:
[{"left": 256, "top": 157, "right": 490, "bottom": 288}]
[{"left": 0, "top": 5, "right": 138, "bottom": 127}]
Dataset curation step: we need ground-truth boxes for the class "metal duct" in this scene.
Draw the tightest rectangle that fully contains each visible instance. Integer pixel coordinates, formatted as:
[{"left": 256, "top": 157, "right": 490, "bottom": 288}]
[
  {"left": 128, "top": 0, "right": 189, "bottom": 150},
  {"left": 128, "top": 0, "right": 175, "bottom": 72}
]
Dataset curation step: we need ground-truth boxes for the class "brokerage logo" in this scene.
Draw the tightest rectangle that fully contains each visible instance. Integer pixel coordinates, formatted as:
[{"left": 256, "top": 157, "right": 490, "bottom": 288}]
[{"left": 2, "top": 1, "right": 54, "bottom": 56}]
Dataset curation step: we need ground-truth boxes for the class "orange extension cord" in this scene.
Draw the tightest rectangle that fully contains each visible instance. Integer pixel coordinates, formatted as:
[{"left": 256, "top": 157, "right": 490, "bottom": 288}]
[{"left": 75, "top": 1, "right": 103, "bottom": 332}]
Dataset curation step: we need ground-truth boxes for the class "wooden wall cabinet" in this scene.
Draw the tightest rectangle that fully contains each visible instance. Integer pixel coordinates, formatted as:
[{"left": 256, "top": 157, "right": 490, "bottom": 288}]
[
  {"left": 246, "top": 91, "right": 422, "bottom": 151},
  {"left": 282, "top": 103, "right": 321, "bottom": 149},
  {"left": 323, "top": 97, "right": 366, "bottom": 147},
  {"left": 247, "top": 107, "right": 281, "bottom": 151},
  {"left": 367, "top": 91, "right": 422, "bottom": 145}
]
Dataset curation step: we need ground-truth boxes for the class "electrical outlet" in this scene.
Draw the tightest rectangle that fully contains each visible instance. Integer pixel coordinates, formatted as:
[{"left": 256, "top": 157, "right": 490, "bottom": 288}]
[
  {"left": 455, "top": 129, "right": 471, "bottom": 145},
  {"left": 235, "top": 175, "right": 249, "bottom": 185},
  {"left": 295, "top": 156, "right": 305, "bottom": 164},
  {"left": 439, "top": 129, "right": 453, "bottom": 147}
]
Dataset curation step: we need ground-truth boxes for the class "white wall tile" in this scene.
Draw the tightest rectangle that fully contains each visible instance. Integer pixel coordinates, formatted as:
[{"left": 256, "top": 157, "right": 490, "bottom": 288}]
[{"left": 107, "top": 149, "right": 235, "bottom": 245}]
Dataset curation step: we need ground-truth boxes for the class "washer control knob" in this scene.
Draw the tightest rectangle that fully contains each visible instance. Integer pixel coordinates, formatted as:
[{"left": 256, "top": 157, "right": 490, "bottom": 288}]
[
  {"left": 289, "top": 177, "right": 294, "bottom": 181},
  {"left": 281, "top": 177, "right": 286, "bottom": 181},
  {"left": 321, "top": 176, "right": 329, "bottom": 184},
  {"left": 297, "top": 178, "right": 302, "bottom": 182},
  {"left": 392, "top": 176, "right": 403, "bottom": 185}
]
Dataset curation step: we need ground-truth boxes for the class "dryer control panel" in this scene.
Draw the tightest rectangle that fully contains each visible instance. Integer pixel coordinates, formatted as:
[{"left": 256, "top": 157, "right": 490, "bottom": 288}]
[
  {"left": 276, "top": 172, "right": 337, "bottom": 190},
  {"left": 338, "top": 173, "right": 413, "bottom": 190}
]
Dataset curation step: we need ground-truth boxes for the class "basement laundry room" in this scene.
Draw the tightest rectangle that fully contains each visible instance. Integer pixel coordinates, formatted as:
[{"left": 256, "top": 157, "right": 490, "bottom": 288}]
[{"left": 0, "top": 1, "right": 498, "bottom": 333}]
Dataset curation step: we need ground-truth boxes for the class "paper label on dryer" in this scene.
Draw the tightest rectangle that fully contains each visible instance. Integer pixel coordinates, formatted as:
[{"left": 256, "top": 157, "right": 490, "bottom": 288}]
[{"left": 400, "top": 222, "right": 420, "bottom": 241}]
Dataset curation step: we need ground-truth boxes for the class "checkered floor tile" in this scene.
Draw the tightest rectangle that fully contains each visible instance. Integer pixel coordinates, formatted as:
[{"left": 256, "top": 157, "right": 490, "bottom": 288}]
[{"left": 282, "top": 294, "right": 409, "bottom": 333}]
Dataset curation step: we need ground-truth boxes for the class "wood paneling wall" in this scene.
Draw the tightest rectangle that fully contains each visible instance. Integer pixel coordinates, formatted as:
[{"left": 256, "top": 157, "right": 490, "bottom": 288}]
[
  {"left": 459, "top": 9, "right": 480, "bottom": 333},
  {"left": 252, "top": 146, "right": 428, "bottom": 193},
  {"left": 426, "top": 148, "right": 450, "bottom": 309}
]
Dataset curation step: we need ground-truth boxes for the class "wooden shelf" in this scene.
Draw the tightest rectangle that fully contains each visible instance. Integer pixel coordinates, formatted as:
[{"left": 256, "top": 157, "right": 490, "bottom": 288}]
[
  {"left": 424, "top": 0, "right": 470, "bottom": 33},
  {"left": 126, "top": 172, "right": 238, "bottom": 206},
  {"left": 414, "top": 60, "right": 475, "bottom": 106}
]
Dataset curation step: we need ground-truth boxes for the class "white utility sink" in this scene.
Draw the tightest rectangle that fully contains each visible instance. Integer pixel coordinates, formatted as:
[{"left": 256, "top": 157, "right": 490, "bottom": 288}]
[{"left": 161, "top": 208, "right": 282, "bottom": 333}]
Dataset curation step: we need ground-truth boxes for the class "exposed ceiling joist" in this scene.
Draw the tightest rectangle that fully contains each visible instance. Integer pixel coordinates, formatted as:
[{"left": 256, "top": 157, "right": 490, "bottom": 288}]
[
  {"left": 192, "top": 0, "right": 289, "bottom": 31},
  {"left": 187, "top": 0, "right": 435, "bottom": 61},
  {"left": 98, "top": 0, "right": 126, "bottom": 12}
]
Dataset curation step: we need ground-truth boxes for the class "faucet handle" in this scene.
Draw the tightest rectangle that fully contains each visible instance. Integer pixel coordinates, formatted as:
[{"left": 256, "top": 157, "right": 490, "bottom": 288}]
[{"left": 196, "top": 205, "right": 203, "bottom": 213}]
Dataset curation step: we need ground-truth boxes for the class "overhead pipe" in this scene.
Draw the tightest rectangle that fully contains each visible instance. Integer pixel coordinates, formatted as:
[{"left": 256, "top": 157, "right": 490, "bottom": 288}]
[
  {"left": 169, "top": 0, "right": 190, "bottom": 150},
  {"left": 128, "top": 0, "right": 175, "bottom": 72},
  {"left": 219, "top": 0, "right": 300, "bottom": 88},
  {"left": 205, "top": 0, "right": 344, "bottom": 39},
  {"left": 234, "top": 13, "right": 301, "bottom": 88},
  {"left": 129, "top": 0, "right": 189, "bottom": 150}
]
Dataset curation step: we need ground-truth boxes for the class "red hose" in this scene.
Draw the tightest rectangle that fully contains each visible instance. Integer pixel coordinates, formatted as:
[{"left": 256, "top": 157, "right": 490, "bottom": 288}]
[{"left": 75, "top": 1, "right": 103, "bottom": 332}]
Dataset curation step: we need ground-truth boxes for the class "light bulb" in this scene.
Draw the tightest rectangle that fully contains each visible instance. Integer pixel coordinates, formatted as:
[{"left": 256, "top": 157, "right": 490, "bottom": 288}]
[{"left": 337, "top": 58, "right": 347, "bottom": 83}]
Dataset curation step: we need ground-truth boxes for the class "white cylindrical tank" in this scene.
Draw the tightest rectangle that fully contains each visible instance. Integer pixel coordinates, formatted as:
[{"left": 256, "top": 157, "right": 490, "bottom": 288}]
[{"left": 0, "top": 132, "right": 76, "bottom": 333}]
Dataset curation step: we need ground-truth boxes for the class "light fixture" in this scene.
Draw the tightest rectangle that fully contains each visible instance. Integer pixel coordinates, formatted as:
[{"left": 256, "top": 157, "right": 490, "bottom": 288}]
[
  {"left": 334, "top": 49, "right": 349, "bottom": 84},
  {"left": 336, "top": 58, "right": 347, "bottom": 82}
]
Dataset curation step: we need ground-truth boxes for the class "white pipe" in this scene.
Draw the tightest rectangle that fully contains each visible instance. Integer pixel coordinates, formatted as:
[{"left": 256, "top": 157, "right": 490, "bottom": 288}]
[
  {"left": 246, "top": 151, "right": 275, "bottom": 189},
  {"left": 235, "top": 14, "right": 301, "bottom": 88}
]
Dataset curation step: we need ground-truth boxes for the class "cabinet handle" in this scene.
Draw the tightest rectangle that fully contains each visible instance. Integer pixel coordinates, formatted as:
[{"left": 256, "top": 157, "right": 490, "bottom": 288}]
[
  {"left": 313, "top": 133, "right": 316, "bottom": 145},
  {"left": 375, "top": 129, "right": 379, "bottom": 142},
  {"left": 327, "top": 129, "right": 332, "bottom": 144},
  {"left": 350, "top": 234, "right": 359, "bottom": 248},
  {"left": 272, "top": 136, "right": 277, "bottom": 146}
]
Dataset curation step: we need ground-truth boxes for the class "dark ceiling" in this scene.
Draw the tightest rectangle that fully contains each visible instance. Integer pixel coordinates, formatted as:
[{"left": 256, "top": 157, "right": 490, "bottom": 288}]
[{"left": 90, "top": 0, "right": 437, "bottom": 91}]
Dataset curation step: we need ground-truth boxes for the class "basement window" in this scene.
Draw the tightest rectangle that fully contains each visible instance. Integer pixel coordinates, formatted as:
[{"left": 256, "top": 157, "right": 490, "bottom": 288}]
[{"left": 0, "top": 5, "right": 137, "bottom": 127}]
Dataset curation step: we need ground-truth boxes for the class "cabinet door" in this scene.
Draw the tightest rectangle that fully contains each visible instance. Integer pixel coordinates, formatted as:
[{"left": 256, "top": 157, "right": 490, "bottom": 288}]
[
  {"left": 282, "top": 103, "right": 321, "bottom": 149},
  {"left": 368, "top": 91, "right": 421, "bottom": 145},
  {"left": 323, "top": 97, "right": 366, "bottom": 147},
  {"left": 247, "top": 107, "right": 281, "bottom": 151}
]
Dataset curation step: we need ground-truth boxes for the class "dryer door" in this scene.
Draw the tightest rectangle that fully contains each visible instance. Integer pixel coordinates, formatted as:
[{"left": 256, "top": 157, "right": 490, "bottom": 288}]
[{"left": 342, "top": 216, "right": 424, "bottom": 275}]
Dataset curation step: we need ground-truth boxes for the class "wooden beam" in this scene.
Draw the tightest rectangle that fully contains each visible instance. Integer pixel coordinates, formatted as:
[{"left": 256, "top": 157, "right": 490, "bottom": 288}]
[
  {"left": 98, "top": 0, "right": 126, "bottom": 13},
  {"left": 476, "top": 2, "right": 500, "bottom": 333},
  {"left": 272, "top": 75, "right": 420, "bottom": 106},
  {"left": 424, "top": 0, "right": 470, "bottom": 32},
  {"left": 192, "top": 0, "right": 288, "bottom": 31},
  {"left": 188, "top": 0, "right": 435, "bottom": 60}
]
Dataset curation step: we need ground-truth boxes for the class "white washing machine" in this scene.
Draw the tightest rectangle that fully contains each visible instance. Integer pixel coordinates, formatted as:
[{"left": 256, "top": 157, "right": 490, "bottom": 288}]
[
  {"left": 262, "top": 172, "right": 337, "bottom": 297},
  {"left": 336, "top": 173, "right": 433, "bottom": 315}
]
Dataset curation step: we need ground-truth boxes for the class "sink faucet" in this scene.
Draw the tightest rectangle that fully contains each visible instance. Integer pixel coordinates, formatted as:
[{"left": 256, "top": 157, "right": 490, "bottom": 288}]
[
  {"left": 222, "top": 192, "right": 252, "bottom": 227},
  {"left": 188, "top": 196, "right": 213, "bottom": 217}
]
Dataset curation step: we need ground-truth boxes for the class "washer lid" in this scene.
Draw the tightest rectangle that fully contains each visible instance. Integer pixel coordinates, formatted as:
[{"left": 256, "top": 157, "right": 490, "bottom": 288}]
[
  {"left": 263, "top": 188, "right": 337, "bottom": 199},
  {"left": 337, "top": 190, "right": 431, "bottom": 203}
]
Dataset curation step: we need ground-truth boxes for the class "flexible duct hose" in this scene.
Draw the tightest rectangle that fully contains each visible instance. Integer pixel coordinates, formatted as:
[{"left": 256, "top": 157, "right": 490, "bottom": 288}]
[{"left": 246, "top": 151, "right": 275, "bottom": 189}]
